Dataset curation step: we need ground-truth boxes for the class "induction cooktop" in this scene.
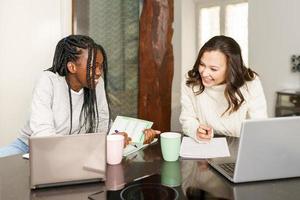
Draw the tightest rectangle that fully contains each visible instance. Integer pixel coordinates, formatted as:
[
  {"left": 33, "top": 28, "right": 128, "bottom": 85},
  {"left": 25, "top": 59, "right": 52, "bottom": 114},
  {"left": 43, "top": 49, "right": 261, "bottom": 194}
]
[{"left": 88, "top": 174, "right": 185, "bottom": 200}]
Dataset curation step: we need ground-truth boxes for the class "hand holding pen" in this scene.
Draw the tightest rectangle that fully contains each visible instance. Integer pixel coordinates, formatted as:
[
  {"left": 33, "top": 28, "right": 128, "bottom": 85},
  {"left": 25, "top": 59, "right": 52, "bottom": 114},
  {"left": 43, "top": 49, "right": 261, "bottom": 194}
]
[
  {"left": 113, "top": 130, "right": 132, "bottom": 148},
  {"left": 196, "top": 125, "right": 213, "bottom": 142}
]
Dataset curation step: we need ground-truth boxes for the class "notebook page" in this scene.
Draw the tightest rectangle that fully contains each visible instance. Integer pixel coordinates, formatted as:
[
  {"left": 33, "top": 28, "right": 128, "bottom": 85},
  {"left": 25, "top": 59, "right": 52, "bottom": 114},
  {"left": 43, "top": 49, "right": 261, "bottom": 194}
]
[{"left": 180, "top": 137, "right": 230, "bottom": 159}]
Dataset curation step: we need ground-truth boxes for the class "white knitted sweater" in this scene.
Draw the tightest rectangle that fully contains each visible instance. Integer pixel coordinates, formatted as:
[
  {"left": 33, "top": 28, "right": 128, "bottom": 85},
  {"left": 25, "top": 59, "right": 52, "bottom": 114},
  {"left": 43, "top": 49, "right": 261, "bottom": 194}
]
[{"left": 179, "top": 76, "right": 267, "bottom": 140}]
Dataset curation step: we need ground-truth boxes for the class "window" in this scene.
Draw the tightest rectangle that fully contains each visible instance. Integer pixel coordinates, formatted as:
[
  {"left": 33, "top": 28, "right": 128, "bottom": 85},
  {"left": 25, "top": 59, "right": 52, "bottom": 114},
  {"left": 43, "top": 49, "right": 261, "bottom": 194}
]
[
  {"left": 196, "top": 0, "right": 248, "bottom": 65},
  {"left": 199, "top": 6, "right": 220, "bottom": 46}
]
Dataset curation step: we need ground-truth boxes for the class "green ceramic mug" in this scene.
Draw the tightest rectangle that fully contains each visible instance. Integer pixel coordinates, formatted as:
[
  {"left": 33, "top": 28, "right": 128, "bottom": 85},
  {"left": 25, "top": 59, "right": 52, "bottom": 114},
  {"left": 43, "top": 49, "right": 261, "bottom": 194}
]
[{"left": 160, "top": 132, "right": 181, "bottom": 162}]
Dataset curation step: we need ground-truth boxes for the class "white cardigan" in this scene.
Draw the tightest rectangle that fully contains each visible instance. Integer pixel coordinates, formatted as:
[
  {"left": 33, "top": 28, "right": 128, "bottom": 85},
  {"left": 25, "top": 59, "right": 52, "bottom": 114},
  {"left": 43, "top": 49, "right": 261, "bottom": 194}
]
[{"left": 179, "top": 76, "right": 267, "bottom": 140}]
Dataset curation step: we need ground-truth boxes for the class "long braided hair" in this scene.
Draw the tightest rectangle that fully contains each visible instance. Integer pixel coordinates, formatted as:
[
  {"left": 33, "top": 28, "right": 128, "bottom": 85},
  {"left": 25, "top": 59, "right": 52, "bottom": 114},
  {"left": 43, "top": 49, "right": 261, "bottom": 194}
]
[{"left": 47, "top": 35, "right": 111, "bottom": 134}]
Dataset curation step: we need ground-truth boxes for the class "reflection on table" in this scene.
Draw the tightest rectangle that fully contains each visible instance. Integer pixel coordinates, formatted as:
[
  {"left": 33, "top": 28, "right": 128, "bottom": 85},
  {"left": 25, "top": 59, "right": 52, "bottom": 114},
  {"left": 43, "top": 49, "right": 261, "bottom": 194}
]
[{"left": 0, "top": 137, "right": 300, "bottom": 200}]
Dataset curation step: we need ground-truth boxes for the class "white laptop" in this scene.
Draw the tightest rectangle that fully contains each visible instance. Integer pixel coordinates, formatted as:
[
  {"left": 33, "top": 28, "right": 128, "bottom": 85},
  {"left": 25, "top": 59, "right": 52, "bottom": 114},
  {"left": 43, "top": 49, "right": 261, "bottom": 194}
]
[
  {"left": 29, "top": 133, "right": 106, "bottom": 189},
  {"left": 208, "top": 116, "right": 300, "bottom": 183}
]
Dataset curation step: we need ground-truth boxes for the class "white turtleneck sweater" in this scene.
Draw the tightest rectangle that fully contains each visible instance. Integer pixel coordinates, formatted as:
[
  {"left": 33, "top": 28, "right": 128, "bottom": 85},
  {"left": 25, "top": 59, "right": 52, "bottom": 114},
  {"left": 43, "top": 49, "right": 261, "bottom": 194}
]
[
  {"left": 19, "top": 71, "right": 110, "bottom": 145},
  {"left": 179, "top": 76, "right": 267, "bottom": 140}
]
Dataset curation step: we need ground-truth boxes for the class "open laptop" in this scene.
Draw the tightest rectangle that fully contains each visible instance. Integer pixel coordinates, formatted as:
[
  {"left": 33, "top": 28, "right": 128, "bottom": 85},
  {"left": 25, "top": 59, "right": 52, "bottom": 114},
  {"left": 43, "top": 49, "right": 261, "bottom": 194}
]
[
  {"left": 208, "top": 116, "right": 300, "bottom": 183},
  {"left": 29, "top": 133, "right": 106, "bottom": 189}
]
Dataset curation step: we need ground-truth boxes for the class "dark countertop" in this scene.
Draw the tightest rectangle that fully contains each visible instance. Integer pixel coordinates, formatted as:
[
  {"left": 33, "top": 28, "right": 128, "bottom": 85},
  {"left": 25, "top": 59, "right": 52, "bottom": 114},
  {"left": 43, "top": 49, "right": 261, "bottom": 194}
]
[{"left": 1, "top": 137, "right": 300, "bottom": 200}]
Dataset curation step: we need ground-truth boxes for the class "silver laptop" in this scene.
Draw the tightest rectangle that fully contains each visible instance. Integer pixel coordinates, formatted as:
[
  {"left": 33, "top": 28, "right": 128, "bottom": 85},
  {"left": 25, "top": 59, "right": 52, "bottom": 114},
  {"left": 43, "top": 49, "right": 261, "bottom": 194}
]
[
  {"left": 208, "top": 116, "right": 300, "bottom": 183},
  {"left": 29, "top": 133, "right": 106, "bottom": 189}
]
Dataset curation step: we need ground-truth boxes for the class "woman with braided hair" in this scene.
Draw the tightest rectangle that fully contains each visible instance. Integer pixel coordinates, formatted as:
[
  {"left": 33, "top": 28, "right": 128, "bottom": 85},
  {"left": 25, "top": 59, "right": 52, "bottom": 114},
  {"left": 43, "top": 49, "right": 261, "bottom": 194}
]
[{"left": 0, "top": 35, "right": 158, "bottom": 157}]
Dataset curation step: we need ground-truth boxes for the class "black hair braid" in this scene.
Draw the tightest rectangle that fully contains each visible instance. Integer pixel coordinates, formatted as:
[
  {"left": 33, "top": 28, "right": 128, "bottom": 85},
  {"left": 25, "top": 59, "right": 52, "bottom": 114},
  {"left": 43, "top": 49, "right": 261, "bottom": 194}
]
[
  {"left": 92, "top": 47, "right": 99, "bottom": 127},
  {"left": 67, "top": 84, "right": 73, "bottom": 135},
  {"left": 96, "top": 44, "right": 112, "bottom": 133},
  {"left": 79, "top": 45, "right": 99, "bottom": 133}
]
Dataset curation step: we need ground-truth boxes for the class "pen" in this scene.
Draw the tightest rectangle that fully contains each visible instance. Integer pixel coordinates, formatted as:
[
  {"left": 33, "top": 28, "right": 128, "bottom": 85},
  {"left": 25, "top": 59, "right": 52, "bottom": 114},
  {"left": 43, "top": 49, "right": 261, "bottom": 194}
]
[
  {"left": 197, "top": 127, "right": 208, "bottom": 135},
  {"left": 130, "top": 142, "right": 138, "bottom": 148}
]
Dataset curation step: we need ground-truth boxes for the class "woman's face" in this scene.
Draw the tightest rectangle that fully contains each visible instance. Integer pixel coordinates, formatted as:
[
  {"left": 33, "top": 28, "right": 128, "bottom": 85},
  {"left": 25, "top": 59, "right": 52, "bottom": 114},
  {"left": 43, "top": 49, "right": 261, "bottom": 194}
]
[
  {"left": 70, "top": 49, "right": 103, "bottom": 91},
  {"left": 198, "top": 50, "right": 227, "bottom": 87}
]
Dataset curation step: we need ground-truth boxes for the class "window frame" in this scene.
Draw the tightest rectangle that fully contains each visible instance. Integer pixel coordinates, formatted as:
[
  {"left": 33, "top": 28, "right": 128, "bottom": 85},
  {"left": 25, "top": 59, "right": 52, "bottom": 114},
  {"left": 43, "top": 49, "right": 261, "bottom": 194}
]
[{"left": 195, "top": 0, "right": 248, "bottom": 51}]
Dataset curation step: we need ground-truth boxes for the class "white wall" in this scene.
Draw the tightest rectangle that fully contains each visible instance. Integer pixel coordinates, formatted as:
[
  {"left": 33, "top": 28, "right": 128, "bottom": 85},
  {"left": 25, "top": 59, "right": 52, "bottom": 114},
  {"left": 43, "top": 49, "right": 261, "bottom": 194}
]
[
  {"left": 171, "top": 0, "right": 197, "bottom": 132},
  {"left": 0, "top": 0, "right": 72, "bottom": 147},
  {"left": 249, "top": 0, "right": 300, "bottom": 116}
]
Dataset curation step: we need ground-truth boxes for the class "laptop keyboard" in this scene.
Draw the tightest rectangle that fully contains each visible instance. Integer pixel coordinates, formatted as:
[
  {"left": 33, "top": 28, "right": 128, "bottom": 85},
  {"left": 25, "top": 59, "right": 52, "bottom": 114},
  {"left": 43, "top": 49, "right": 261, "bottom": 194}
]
[{"left": 219, "top": 163, "right": 235, "bottom": 178}]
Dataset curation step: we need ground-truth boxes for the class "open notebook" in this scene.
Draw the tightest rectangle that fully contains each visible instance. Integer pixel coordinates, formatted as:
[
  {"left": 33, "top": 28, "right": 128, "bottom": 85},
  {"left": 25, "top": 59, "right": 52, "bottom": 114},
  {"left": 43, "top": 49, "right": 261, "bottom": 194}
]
[{"left": 108, "top": 116, "right": 157, "bottom": 156}]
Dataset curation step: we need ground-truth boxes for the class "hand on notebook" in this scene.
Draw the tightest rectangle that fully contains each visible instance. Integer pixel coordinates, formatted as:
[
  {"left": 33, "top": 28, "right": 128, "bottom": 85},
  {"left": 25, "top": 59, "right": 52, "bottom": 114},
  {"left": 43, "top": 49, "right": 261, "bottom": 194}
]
[
  {"left": 114, "top": 129, "right": 160, "bottom": 148},
  {"left": 113, "top": 132, "right": 132, "bottom": 148},
  {"left": 143, "top": 129, "right": 161, "bottom": 144},
  {"left": 196, "top": 125, "right": 213, "bottom": 141}
]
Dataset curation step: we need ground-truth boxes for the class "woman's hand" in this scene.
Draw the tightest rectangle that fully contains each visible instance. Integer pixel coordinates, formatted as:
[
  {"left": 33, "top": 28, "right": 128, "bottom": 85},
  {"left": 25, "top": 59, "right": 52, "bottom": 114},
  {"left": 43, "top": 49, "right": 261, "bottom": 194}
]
[
  {"left": 143, "top": 129, "right": 161, "bottom": 144},
  {"left": 114, "top": 129, "right": 160, "bottom": 147},
  {"left": 113, "top": 132, "right": 132, "bottom": 148},
  {"left": 196, "top": 125, "right": 213, "bottom": 141}
]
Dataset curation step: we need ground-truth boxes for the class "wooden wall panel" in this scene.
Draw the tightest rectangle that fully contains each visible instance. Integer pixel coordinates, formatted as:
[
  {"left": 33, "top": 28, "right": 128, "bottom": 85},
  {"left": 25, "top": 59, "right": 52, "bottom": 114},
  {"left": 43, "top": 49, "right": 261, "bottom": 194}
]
[{"left": 139, "top": 0, "right": 174, "bottom": 132}]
